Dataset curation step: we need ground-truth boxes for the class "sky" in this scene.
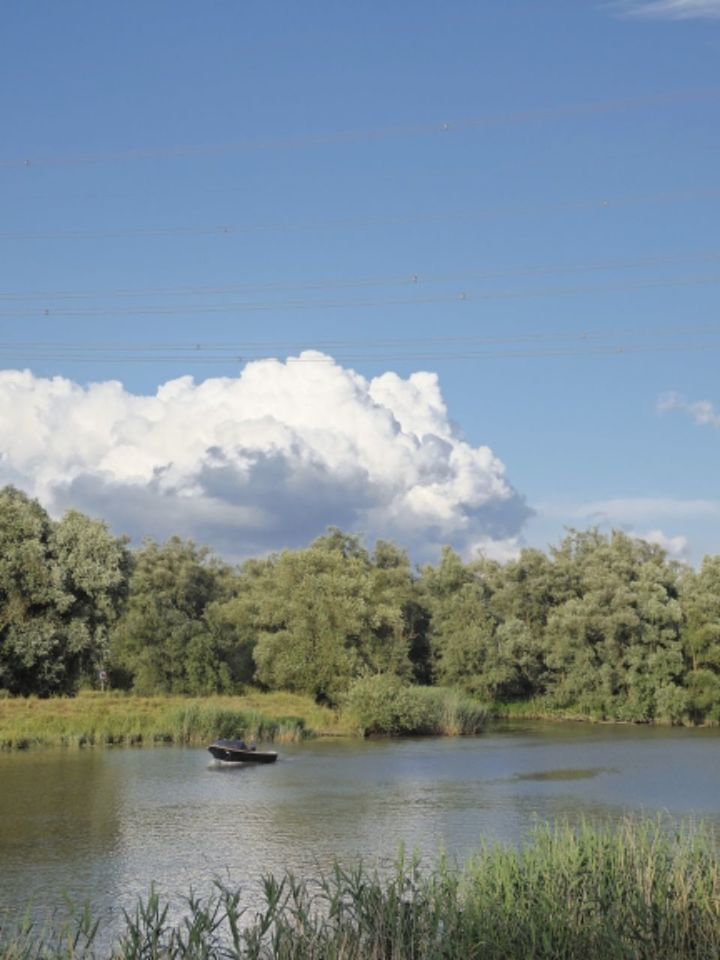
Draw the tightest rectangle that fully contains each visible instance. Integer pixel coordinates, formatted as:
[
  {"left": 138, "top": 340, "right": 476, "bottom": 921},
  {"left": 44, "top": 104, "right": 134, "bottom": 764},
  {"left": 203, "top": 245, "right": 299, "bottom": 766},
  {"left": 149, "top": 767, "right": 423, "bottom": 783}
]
[{"left": 1, "top": 0, "right": 720, "bottom": 564}]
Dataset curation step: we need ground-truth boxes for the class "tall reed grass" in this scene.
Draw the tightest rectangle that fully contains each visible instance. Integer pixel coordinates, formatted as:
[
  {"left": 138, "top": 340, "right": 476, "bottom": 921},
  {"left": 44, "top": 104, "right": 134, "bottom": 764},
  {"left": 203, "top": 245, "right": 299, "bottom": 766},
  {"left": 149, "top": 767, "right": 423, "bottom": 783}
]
[
  {"left": 0, "top": 692, "right": 345, "bottom": 751},
  {"left": 1, "top": 818, "right": 718, "bottom": 958},
  {"left": 344, "top": 676, "right": 487, "bottom": 736},
  {"left": 0, "top": 684, "right": 487, "bottom": 751}
]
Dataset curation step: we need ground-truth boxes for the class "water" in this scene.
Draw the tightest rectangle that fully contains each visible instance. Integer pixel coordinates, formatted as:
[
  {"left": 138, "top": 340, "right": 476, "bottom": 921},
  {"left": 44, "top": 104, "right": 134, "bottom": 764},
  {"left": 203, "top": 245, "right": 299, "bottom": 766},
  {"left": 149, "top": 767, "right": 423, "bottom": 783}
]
[{"left": 2, "top": 721, "right": 720, "bottom": 923}]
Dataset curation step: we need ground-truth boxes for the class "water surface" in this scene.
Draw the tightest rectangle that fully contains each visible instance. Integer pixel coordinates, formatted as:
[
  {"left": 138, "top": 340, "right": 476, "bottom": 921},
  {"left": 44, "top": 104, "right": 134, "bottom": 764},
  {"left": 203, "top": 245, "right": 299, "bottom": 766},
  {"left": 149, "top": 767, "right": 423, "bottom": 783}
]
[{"left": 2, "top": 721, "right": 720, "bottom": 922}]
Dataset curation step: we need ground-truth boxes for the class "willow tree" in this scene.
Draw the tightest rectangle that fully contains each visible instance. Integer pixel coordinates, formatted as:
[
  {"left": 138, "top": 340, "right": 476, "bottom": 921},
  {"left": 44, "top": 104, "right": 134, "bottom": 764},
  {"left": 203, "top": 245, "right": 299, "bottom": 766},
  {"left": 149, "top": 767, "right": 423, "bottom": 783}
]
[
  {"left": 543, "top": 530, "right": 685, "bottom": 721},
  {"left": 109, "top": 537, "right": 233, "bottom": 694},
  {"left": 0, "top": 487, "right": 129, "bottom": 695},
  {"left": 244, "top": 531, "right": 414, "bottom": 703}
]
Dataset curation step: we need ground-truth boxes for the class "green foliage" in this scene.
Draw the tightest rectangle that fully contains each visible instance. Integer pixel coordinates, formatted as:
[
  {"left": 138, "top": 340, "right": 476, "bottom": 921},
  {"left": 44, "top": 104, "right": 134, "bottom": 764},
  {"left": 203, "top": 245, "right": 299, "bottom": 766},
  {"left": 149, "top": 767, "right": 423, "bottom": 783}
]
[
  {"left": 2, "top": 819, "right": 720, "bottom": 959},
  {"left": 542, "top": 530, "right": 686, "bottom": 720},
  {"left": 344, "top": 674, "right": 486, "bottom": 736},
  {"left": 420, "top": 549, "right": 544, "bottom": 701},
  {"left": 417, "top": 529, "right": 701, "bottom": 723},
  {"left": 0, "top": 487, "right": 129, "bottom": 696},
  {"left": 6, "top": 483, "right": 720, "bottom": 726},
  {"left": 0, "top": 693, "right": 325, "bottom": 750},
  {"left": 109, "top": 537, "right": 234, "bottom": 695},
  {"left": 230, "top": 530, "right": 416, "bottom": 704}
]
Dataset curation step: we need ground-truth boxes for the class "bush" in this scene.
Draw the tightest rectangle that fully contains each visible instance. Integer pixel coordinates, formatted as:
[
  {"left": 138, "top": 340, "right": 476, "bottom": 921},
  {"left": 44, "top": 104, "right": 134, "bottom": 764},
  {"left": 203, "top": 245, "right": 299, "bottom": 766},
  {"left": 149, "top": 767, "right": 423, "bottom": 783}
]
[{"left": 344, "top": 675, "right": 487, "bottom": 736}]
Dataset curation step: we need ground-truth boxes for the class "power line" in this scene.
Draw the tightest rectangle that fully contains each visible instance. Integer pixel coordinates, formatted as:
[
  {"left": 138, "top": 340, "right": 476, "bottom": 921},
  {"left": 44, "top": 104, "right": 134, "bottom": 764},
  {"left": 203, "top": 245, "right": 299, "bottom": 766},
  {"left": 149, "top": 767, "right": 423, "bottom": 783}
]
[
  {"left": 3, "top": 87, "right": 719, "bottom": 170},
  {"left": 4, "top": 343, "right": 720, "bottom": 363},
  {"left": 2, "top": 186, "right": 719, "bottom": 243},
  {"left": 4, "top": 322, "right": 720, "bottom": 363},
  {"left": 1, "top": 249, "right": 719, "bottom": 303},
  {"left": 3, "top": 272, "right": 720, "bottom": 319}
]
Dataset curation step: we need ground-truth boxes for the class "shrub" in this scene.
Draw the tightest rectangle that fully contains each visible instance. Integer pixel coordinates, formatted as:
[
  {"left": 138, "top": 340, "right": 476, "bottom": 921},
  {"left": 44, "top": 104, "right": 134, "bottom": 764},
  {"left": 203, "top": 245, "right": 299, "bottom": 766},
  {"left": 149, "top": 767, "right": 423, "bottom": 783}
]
[{"left": 344, "top": 675, "right": 486, "bottom": 736}]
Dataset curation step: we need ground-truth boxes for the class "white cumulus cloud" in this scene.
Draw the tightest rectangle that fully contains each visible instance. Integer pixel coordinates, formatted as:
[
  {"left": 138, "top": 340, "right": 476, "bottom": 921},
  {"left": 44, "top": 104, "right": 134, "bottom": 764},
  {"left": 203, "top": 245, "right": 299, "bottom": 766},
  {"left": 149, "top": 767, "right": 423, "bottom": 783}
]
[
  {"left": 658, "top": 391, "right": 720, "bottom": 428},
  {"left": 616, "top": 0, "right": 720, "bottom": 18},
  {"left": 0, "top": 352, "right": 530, "bottom": 559},
  {"left": 638, "top": 528, "right": 690, "bottom": 558}
]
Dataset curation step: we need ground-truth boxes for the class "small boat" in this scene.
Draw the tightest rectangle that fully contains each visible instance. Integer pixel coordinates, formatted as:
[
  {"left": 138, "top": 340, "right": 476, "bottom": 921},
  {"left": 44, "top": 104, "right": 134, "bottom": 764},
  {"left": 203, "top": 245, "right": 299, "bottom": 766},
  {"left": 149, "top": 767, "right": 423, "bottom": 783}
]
[{"left": 208, "top": 738, "right": 278, "bottom": 764}]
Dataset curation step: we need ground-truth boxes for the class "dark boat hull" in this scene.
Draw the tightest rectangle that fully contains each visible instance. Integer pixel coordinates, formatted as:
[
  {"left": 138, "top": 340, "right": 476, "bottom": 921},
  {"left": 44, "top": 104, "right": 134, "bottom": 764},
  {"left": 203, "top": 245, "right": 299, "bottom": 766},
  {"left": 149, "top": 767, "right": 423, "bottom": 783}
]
[{"left": 208, "top": 740, "right": 278, "bottom": 764}]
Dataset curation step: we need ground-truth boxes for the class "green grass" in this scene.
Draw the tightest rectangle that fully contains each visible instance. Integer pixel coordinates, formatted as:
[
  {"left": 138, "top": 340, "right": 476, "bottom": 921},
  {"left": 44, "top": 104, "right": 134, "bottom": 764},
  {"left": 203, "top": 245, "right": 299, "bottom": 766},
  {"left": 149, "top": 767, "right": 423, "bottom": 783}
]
[
  {"left": 0, "top": 685, "right": 490, "bottom": 751},
  {"left": 492, "top": 696, "right": 720, "bottom": 726},
  {"left": 0, "top": 691, "right": 350, "bottom": 751},
  {"left": 1, "top": 818, "right": 719, "bottom": 958},
  {"left": 492, "top": 697, "right": 602, "bottom": 722}
]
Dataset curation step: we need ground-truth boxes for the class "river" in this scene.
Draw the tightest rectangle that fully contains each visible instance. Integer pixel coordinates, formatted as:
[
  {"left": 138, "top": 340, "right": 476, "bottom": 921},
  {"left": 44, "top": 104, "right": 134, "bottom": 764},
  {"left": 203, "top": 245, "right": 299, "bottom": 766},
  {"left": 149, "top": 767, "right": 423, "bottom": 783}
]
[{"left": 2, "top": 721, "right": 720, "bottom": 924}]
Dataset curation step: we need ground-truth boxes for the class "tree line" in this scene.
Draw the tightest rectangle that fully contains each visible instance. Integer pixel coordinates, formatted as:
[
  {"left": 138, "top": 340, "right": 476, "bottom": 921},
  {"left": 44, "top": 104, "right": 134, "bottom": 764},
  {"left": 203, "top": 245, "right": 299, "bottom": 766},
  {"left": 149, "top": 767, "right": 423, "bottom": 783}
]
[{"left": 2, "top": 484, "right": 720, "bottom": 723}]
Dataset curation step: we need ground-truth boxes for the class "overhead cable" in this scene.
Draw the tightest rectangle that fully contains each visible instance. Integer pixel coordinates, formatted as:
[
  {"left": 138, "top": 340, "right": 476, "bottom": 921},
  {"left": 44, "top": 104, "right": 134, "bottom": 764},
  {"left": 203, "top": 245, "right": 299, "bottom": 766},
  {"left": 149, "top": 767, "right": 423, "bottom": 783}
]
[
  {"left": 1, "top": 249, "right": 719, "bottom": 303},
  {"left": 2, "top": 186, "right": 719, "bottom": 243},
  {"left": 3, "top": 87, "right": 719, "bottom": 170},
  {"left": 3, "top": 272, "right": 720, "bottom": 319}
]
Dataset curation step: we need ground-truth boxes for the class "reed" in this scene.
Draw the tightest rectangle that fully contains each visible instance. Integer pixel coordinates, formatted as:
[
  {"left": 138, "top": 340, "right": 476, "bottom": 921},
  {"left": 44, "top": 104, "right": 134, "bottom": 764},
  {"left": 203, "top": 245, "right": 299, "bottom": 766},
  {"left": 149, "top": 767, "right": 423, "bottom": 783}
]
[
  {"left": 492, "top": 697, "right": 600, "bottom": 722},
  {"left": 0, "top": 692, "right": 349, "bottom": 751},
  {"left": 344, "top": 677, "right": 487, "bottom": 737},
  {"left": 1, "top": 818, "right": 718, "bottom": 959},
  {"left": 0, "top": 685, "right": 487, "bottom": 751}
]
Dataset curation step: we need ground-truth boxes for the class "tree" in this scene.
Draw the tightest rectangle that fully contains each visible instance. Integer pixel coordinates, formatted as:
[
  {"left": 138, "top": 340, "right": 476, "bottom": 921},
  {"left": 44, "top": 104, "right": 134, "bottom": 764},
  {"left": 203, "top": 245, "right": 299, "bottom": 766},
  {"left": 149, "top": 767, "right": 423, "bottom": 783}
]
[
  {"left": 110, "top": 537, "right": 231, "bottom": 694},
  {"left": 243, "top": 531, "right": 414, "bottom": 703},
  {"left": 419, "top": 548, "right": 509, "bottom": 697},
  {"left": 681, "top": 557, "right": 720, "bottom": 721},
  {"left": 0, "top": 487, "right": 130, "bottom": 695},
  {"left": 543, "top": 530, "right": 685, "bottom": 720},
  {"left": 52, "top": 509, "right": 131, "bottom": 681}
]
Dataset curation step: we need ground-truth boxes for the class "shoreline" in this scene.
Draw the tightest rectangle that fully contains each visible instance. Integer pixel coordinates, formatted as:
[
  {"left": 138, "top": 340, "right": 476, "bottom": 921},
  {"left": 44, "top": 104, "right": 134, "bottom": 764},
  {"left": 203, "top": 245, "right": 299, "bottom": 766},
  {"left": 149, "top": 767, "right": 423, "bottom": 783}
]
[{"left": 2, "top": 690, "right": 717, "bottom": 753}]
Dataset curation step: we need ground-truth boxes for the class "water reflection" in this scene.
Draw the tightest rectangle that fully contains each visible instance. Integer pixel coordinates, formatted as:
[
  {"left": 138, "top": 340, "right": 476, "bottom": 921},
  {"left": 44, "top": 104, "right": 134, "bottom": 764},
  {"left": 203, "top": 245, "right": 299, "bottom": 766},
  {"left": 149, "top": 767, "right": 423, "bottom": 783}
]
[
  {"left": 1, "top": 722, "right": 720, "bottom": 924},
  {"left": 511, "top": 767, "right": 617, "bottom": 781},
  {"left": 0, "top": 748, "right": 124, "bottom": 918}
]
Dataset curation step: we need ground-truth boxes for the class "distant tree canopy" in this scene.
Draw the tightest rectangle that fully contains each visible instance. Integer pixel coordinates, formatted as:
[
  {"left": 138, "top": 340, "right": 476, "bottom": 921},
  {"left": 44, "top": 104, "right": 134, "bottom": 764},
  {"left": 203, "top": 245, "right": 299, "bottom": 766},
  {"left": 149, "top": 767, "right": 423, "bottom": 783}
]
[
  {"left": 0, "top": 487, "right": 130, "bottom": 695},
  {"left": 3, "top": 485, "right": 720, "bottom": 723}
]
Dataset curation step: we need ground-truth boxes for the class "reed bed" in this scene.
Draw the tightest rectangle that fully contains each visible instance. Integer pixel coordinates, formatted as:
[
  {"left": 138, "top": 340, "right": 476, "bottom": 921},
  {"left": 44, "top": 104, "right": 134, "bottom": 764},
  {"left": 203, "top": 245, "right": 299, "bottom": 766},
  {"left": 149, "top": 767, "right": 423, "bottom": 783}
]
[
  {"left": 1, "top": 818, "right": 718, "bottom": 959},
  {"left": 492, "top": 698, "right": 704, "bottom": 725},
  {"left": 0, "top": 692, "right": 348, "bottom": 751},
  {"left": 344, "top": 677, "right": 488, "bottom": 737},
  {"left": 0, "top": 686, "right": 488, "bottom": 751}
]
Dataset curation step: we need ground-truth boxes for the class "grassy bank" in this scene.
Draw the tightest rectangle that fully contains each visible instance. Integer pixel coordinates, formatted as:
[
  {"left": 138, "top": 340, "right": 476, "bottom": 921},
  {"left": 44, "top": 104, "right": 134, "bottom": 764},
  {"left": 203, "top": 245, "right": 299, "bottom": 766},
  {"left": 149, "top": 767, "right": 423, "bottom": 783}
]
[
  {"left": 492, "top": 698, "right": 717, "bottom": 726},
  {"left": 0, "top": 691, "right": 349, "bottom": 750},
  {"left": 0, "top": 685, "right": 489, "bottom": 751},
  {"left": 492, "top": 698, "right": 610, "bottom": 723},
  {"left": 2, "top": 819, "right": 719, "bottom": 958}
]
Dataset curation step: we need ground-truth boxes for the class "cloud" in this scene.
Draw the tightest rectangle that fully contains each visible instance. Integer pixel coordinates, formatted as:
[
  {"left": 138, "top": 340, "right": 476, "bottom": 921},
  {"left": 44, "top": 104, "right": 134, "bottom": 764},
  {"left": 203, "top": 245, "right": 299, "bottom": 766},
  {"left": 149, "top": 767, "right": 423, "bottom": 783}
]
[
  {"left": 533, "top": 499, "right": 696, "bottom": 559},
  {"left": 541, "top": 496, "right": 720, "bottom": 523},
  {"left": 616, "top": 0, "right": 720, "bottom": 18},
  {"left": 0, "top": 353, "right": 531, "bottom": 560},
  {"left": 470, "top": 535, "right": 524, "bottom": 563},
  {"left": 658, "top": 391, "right": 720, "bottom": 428},
  {"left": 638, "top": 528, "right": 690, "bottom": 558}
]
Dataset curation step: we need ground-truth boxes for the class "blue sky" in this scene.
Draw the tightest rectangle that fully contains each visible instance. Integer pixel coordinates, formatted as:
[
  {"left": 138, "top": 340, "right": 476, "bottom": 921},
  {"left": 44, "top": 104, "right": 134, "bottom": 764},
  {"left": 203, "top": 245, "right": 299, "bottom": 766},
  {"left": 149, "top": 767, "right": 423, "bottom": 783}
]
[{"left": 1, "top": 1, "right": 720, "bottom": 562}]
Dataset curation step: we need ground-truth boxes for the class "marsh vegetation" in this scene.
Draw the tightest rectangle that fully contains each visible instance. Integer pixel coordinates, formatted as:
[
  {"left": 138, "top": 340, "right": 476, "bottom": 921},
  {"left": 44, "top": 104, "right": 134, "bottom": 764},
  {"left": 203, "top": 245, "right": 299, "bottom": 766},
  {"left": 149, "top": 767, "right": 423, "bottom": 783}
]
[{"left": 2, "top": 819, "right": 719, "bottom": 959}]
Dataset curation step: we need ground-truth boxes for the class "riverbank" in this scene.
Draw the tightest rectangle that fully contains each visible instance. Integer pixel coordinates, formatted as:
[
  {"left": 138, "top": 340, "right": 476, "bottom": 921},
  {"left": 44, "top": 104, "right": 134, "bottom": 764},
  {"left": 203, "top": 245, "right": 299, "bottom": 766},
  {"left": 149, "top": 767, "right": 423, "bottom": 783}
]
[
  {"left": 492, "top": 697, "right": 717, "bottom": 726},
  {"left": 0, "top": 686, "right": 487, "bottom": 750},
  {"left": 0, "top": 691, "right": 348, "bottom": 750},
  {"left": 1, "top": 818, "right": 717, "bottom": 959}
]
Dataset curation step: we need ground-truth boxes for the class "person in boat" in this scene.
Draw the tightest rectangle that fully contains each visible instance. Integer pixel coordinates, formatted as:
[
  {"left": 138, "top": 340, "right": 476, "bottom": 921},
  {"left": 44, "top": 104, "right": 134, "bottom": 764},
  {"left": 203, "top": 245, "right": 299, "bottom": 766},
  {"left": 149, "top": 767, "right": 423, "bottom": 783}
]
[{"left": 248, "top": 736, "right": 257, "bottom": 751}]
